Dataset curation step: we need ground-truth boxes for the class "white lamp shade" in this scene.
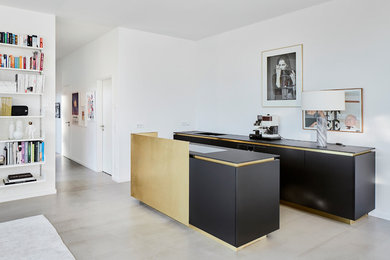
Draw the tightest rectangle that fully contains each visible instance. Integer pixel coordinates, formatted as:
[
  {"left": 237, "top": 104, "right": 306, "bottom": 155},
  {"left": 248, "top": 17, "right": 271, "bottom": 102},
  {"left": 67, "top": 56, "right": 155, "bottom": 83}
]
[{"left": 301, "top": 90, "right": 345, "bottom": 111}]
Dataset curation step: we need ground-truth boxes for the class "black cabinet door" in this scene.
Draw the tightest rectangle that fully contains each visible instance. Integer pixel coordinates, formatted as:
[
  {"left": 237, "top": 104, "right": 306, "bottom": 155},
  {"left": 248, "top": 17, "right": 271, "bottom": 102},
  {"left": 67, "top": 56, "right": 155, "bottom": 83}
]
[
  {"left": 304, "top": 151, "right": 355, "bottom": 219},
  {"left": 254, "top": 145, "right": 305, "bottom": 203},
  {"left": 236, "top": 161, "right": 280, "bottom": 246},
  {"left": 189, "top": 158, "right": 236, "bottom": 246}
]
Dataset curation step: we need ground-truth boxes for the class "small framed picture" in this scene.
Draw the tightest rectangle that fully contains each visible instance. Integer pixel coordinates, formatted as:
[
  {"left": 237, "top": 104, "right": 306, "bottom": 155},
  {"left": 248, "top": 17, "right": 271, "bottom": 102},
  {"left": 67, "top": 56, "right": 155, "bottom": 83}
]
[
  {"left": 72, "top": 92, "right": 79, "bottom": 116},
  {"left": 303, "top": 88, "right": 363, "bottom": 133},
  {"left": 262, "top": 44, "right": 303, "bottom": 107},
  {"left": 55, "top": 102, "right": 61, "bottom": 118}
]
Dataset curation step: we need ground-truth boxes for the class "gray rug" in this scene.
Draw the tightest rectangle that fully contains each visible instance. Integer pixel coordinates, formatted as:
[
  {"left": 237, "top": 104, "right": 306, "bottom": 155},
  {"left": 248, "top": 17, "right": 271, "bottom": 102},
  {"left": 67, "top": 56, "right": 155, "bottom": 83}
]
[{"left": 0, "top": 215, "right": 75, "bottom": 260}]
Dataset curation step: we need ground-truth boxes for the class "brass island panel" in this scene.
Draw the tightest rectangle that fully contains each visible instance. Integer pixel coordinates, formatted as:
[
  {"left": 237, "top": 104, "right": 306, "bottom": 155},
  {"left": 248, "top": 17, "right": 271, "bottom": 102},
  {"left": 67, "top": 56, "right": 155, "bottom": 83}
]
[{"left": 131, "top": 133, "right": 189, "bottom": 226}]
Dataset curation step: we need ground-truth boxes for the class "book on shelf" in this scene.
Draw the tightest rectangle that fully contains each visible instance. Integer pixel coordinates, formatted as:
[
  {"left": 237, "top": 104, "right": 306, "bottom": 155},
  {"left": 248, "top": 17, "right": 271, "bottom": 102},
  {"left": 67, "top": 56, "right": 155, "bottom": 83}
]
[
  {"left": 3, "top": 179, "right": 37, "bottom": 185},
  {"left": 5, "top": 177, "right": 36, "bottom": 183},
  {"left": 7, "top": 172, "right": 33, "bottom": 180},
  {"left": 5, "top": 172, "right": 36, "bottom": 184},
  {"left": 3, "top": 174, "right": 37, "bottom": 185},
  {"left": 1, "top": 141, "right": 44, "bottom": 166},
  {"left": 0, "top": 32, "right": 43, "bottom": 48},
  {"left": 0, "top": 52, "right": 44, "bottom": 71},
  {"left": 0, "top": 97, "right": 12, "bottom": 116},
  {"left": 14, "top": 73, "right": 45, "bottom": 93}
]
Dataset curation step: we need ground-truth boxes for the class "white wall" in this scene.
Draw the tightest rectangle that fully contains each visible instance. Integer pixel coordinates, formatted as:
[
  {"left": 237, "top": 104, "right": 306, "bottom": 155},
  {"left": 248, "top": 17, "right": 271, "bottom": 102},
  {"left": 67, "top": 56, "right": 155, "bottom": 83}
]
[
  {"left": 57, "top": 27, "right": 198, "bottom": 182},
  {"left": 196, "top": 0, "right": 390, "bottom": 220},
  {"left": 114, "top": 28, "right": 198, "bottom": 182},
  {"left": 0, "top": 6, "right": 56, "bottom": 202},
  {"left": 57, "top": 29, "right": 119, "bottom": 171}
]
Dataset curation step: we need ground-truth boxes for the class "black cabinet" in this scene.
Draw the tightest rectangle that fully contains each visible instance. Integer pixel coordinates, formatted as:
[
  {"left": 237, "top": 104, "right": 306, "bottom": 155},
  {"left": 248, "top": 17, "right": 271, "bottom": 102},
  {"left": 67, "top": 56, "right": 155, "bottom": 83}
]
[
  {"left": 190, "top": 157, "right": 280, "bottom": 247},
  {"left": 176, "top": 132, "right": 375, "bottom": 221}
]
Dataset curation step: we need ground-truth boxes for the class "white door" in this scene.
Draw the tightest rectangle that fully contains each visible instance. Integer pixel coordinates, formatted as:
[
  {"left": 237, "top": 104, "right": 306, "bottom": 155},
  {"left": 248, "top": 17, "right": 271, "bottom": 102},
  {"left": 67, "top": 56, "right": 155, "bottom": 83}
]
[
  {"left": 62, "top": 92, "right": 71, "bottom": 158},
  {"left": 102, "top": 78, "right": 112, "bottom": 175}
]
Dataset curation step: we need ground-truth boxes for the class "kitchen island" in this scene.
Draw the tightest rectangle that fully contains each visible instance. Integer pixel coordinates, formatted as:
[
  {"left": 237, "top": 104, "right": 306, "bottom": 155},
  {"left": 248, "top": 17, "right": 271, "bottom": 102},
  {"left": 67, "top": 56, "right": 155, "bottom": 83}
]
[{"left": 131, "top": 133, "right": 280, "bottom": 250}]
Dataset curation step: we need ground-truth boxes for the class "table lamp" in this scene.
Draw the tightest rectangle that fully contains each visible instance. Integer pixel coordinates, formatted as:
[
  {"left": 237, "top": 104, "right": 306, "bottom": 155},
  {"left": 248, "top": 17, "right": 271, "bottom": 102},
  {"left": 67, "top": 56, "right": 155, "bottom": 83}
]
[{"left": 301, "top": 90, "right": 345, "bottom": 147}]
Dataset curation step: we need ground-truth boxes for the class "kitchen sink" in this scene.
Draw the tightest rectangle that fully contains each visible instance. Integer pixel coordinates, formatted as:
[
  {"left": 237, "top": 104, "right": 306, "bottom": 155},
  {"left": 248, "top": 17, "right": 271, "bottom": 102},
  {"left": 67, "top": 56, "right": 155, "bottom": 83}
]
[{"left": 198, "top": 132, "right": 226, "bottom": 136}]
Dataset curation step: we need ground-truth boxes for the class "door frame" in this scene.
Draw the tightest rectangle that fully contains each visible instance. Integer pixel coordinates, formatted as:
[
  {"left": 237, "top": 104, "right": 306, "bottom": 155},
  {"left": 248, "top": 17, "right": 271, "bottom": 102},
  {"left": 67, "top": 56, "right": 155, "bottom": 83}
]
[
  {"left": 61, "top": 86, "right": 72, "bottom": 159},
  {"left": 96, "top": 77, "right": 115, "bottom": 179}
]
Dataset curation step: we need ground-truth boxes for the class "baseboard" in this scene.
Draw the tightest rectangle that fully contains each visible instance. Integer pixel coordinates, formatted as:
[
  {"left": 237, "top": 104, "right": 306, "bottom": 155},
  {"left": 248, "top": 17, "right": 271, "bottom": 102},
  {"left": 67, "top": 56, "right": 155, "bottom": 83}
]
[
  {"left": 369, "top": 210, "right": 390, "bottom": 221},
  {"left": 0, "top": 188, "right": 57, "bottom": 203}
]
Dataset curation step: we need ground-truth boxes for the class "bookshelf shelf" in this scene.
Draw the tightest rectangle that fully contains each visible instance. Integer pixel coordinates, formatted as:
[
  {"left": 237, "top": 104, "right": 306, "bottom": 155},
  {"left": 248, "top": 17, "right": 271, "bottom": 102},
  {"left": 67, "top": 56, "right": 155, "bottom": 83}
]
[
  {"left": 0, "top": 138, "right": 44, "bottom": 143},
  {"left": 0, "top": 92, "right": 42, "bottom": 96},
  {"left": 0, "top": 115, "right": 43, "bottom": 119},
  {"left": 0, "top": 43, "right": 43, "bottom": 51},
  {"left": 0, "top": 67, "right": 42, "bottom": 73},
  {"left": 0, "top": 177, "right": 45, "bottom": 188},
  {"left": 0, "top": 161, "right": 44, "bottom": 169}
]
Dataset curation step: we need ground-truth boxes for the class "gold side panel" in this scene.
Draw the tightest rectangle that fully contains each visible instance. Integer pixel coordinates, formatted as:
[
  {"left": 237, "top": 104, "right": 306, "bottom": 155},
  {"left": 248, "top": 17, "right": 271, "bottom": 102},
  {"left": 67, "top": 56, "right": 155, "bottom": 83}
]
[
  {"left": 136, "top": 132, "right": 158, "bottom": 137},
  {"left": 193, "top": 155, "right": 274, "bottom": 167},
  {"left": 131, "top": 133, "right": 189, "bottom": 226},
  {"left": 175, "top": 133, "right": 373, "bottom": 157},
  {"left": 189, "top": 225, "right": 266, "bottom": 251},
  {"left": 281, "top": 200, "right": 367, "bottom": 225}
]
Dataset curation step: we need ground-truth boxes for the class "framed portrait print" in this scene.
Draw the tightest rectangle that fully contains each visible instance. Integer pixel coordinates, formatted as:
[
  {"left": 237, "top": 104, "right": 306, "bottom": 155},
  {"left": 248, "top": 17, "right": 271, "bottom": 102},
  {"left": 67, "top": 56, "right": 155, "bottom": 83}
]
[
  {"left": 303, "top": 88, "right": 363, "bottom": 133},
  {"left": 262, "top": 44, "right": 303, "bottom": 107}
]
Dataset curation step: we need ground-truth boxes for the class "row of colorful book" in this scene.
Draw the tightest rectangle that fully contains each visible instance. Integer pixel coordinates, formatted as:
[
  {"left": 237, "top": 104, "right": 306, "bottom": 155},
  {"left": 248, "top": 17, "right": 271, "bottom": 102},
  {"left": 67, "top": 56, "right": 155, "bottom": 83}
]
[
  {"left": 0, "top": 52, "right": 44, "bottom": 71},
  {"left": 1, "top": 141, "right": 44, "bottom": 166},
  {"left": 0, "top": 32, "right": 43, "bottom": 48}
]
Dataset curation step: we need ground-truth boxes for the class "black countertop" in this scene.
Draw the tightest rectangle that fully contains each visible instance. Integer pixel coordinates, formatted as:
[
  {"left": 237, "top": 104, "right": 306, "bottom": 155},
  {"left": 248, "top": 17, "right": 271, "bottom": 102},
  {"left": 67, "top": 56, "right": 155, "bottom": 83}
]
[
  {"left": 176, "top": 131, "right": 374, "bottom": 155},
  {"left": 189, "top": 143, "right": 278, "bottom": 164}
]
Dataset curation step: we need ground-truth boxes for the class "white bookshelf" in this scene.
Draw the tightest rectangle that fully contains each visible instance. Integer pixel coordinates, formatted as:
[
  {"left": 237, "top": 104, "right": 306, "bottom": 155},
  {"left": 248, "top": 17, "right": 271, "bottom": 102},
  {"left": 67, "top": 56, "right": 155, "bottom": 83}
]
[
  {"left": 0, "top": 115, "right": 43, "bottom": 119},
  {"left": 0, "top": 43, "right": 43, "bottom": 51},
  {"left": 0, "top": 67, "right": 42, "bottom": 73},
  {"left": 0, "top": 92, "right": 42, "bottom": 96},
  {"left": 0, "top": 176, "right": 45, "bottom": 188},
  {"left": 0, "top": 138, "right": 44, "bottom": 143},
  {"left": 0, "top": 37, "right": 45, "bottom": 189},
  {"left": 0, "top": 162, "right": 44, "bottom": 169}
]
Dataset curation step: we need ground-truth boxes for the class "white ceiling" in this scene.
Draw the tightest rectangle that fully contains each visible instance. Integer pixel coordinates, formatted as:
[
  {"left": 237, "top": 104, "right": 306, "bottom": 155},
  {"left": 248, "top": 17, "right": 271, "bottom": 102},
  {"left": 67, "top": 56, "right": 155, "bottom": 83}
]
[
  {"left": 55, "top": 17, "right": 112, "bottom": 59},
  {"left": 0, "top": 0, "right": 332, "bottom": 58}
]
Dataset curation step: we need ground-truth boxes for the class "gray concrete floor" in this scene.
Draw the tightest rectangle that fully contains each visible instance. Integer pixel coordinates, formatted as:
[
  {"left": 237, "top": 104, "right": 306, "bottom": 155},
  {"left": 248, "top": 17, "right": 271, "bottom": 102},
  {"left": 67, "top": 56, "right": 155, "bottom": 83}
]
[{"left": 0, "top": 155, "right": 389, "bottom": 260}]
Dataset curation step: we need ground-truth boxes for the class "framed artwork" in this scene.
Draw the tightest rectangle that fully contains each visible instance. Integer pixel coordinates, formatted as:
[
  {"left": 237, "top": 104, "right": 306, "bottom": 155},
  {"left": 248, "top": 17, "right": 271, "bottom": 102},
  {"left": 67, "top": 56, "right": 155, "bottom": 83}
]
[
  {"left": 72, "top": 92, "right": 79, "bottom": 116},
  {"left": 79, "top": 105, "right": 87, "bottom": 127},
  {"left": 55, "top": 102, "right": 61, "bottom": 118},
  {"left": 86, "top": 91, "right": 96, "bottom": 121},
  {"left": 303, "top": 88, "right": 363, "bottom": 133},
  {"left": 262, "top": 44, "right": 303, "bottom": 107}
]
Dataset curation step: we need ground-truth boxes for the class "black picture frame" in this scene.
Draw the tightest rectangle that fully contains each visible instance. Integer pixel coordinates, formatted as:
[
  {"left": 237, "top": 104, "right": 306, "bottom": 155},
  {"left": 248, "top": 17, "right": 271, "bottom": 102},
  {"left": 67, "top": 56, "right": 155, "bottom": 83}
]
[{"left": 55, "top": 102, "right": 61, "bottom": 118}]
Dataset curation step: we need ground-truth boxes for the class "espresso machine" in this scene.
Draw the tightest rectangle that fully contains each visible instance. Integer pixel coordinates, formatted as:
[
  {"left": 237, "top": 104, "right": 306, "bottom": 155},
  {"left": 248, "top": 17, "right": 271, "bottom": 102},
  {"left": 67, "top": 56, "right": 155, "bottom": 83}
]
[{"left": 249, "top": 114, "right": 281, "bottom": 140}]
